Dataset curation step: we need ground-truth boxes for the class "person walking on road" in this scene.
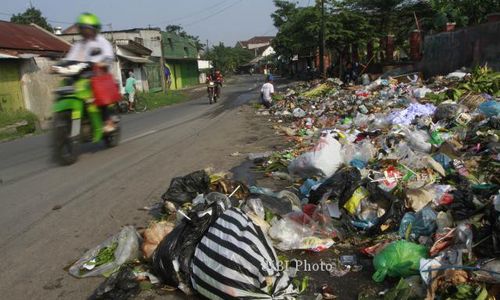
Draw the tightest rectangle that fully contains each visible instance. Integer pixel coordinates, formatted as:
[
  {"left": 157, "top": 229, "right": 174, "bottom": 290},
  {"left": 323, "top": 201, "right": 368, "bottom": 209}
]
[
  {"left": 125, "top": 71, "right": 137, "bottom": 111},
  {"left": 260, "top": 75, "right": 275, "bottom": 109}
]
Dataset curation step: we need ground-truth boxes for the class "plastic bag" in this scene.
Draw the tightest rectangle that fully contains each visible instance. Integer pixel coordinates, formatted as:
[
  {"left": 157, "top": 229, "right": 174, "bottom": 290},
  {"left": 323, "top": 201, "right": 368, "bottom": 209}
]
[
  {"left": 342, "top": 140, "right": 376, "bottom": 169},
  {"left": 344, "top": 187, "right": 369, "bottom": 215},
  {"left": 353, "top": 113, "right": 370, "bottom": 128},
  {"left": 152, "top": 200, "right": 227, "bottom": 294},
  {"left": 142, "top": 221, "right": 175, "bottom": 260},
  {"left": 405, "top": 128, "right": 432, "bottom": 153},
  {"left": 89, "top": 266, "right": 140, "bottom": 300},
  {"left": 288, "top": 130, "right": 343, "bottom": 179},
  {"left": 191, "top": 208, "right": 298, "bottom": 299},
  {"left": 161, "top": 170, "right": 211, "bottom": 205},
  {"left": 372, "top": 240, "right": 428, "bottom": 282},
  {"left": 269, "top": 215, "right": 334, "bottom": 252},
  {"left": 91, "top": 70, "right": 121, "bottom": 106},
  {"left": 69, "top": 226, "right": 140, "bottom": 278},
  {"left": 478, "top": 100, "right": 500, "bottom": 117},
  {"left": 292, "top": 107, "right": 306, "bottom": 118},
  {"left": 269, "top": 208, "right": 337, "bottom": 252},
  {"left": 398, "top": 207, "right": 437, "bottom": 240},
  {"left": 308, "top": 167, "right": 361, "bottom": 205}
]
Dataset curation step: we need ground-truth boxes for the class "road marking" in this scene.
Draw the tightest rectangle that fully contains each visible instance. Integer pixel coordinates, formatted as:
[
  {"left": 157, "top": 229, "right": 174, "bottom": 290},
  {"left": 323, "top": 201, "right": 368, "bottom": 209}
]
[{"left": 122, "top": 129, "right": 158, "bottom": 143}]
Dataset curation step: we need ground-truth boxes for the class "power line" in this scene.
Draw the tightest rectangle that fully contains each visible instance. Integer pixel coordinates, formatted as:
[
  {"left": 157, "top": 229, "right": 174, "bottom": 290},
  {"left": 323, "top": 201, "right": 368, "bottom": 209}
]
[
  {"left": 183, "top": 0, "right": 244, "bottom": 27},
  {"left": 154, "top": 0, "right": 231, "bottom": 26}
]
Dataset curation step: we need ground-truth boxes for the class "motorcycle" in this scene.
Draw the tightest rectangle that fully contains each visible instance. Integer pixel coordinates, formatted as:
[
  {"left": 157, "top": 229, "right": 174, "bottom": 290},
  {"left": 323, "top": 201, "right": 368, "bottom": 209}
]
[
  {"left": 52, "top": 61, "right": 121, "bottom": 165},
  {"left": 207, "top": 81, "right": 217, "bottom": 104}
]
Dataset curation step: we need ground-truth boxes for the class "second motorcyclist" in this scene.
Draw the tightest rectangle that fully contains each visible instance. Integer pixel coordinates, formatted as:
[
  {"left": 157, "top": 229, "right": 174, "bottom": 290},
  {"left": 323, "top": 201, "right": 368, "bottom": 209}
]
[{"left": 206, "top": 69, "right": 224, "bottom": 98}]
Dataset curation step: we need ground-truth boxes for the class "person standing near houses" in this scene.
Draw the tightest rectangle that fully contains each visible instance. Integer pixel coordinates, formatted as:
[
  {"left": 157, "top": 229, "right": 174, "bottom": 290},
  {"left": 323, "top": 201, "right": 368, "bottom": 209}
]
[
  {"left": 125, "top": 71, "right": 137, "bottom": 111},
  {"left": 260, "top": 75, "right": 275, "bottom": 109},
  {"left": 63, "top": 12, "right": 117, "bottom": 132},
  {"left": 164, "top": 64, "right": 172, "bottom": 90}
]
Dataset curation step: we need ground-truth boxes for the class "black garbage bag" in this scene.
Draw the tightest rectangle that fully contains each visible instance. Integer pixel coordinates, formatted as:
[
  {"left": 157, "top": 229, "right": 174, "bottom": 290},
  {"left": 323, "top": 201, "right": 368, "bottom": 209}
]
[
  {"left": 152, "top": 200, "right": 226, "bottom": 295},
  {"left": 472, "top": 204, "right": 500, "bottom": 257},
  {"left": 364, "top": 180, "right": 406, "bottom": 236},
  {"left": 449, "top": 188, "right": 477, "bottom": 221},
  {"left": 89, "top": 266, "right": 140, "bottom": 300},
  {"left": 161, "top": 170, "right": 211, "bottom": 205},
  {"left": 309, "top": 167, "right": 361, "bottom": 205}
]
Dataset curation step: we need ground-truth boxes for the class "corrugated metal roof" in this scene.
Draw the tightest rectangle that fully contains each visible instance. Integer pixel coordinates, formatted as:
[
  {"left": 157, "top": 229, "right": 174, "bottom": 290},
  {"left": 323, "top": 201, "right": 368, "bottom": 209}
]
[
  {"left": 238, "top": 36, "right": 274, "bottom": 47},
  {"left": 0, "top": 21, "right": 70, "bottom": 54}
]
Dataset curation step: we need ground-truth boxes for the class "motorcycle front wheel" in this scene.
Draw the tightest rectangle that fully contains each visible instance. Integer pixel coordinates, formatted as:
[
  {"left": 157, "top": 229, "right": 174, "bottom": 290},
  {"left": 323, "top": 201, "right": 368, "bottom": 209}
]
[{"left": 53, "top": 111, "right": 79, "bottom": 165}]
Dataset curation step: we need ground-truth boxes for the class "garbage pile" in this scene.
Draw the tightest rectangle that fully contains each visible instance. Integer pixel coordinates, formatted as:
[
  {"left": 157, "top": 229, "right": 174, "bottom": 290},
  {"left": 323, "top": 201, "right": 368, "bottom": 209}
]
[{"left": 69, "top": 66, "right": 499, "bottom": 300}]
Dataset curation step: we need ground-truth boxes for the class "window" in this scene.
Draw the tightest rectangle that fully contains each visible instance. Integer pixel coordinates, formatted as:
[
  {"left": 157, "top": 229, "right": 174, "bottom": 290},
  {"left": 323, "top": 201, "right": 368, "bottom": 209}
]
[{"left": 184, "top": 47, "right": 189, "bottom": 57}]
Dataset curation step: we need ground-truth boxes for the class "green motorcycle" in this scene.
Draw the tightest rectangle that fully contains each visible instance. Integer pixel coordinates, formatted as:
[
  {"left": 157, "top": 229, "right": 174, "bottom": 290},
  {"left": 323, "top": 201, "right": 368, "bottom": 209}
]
[{"left": 52, "top": 61, "right": 121, "bottom": 165}]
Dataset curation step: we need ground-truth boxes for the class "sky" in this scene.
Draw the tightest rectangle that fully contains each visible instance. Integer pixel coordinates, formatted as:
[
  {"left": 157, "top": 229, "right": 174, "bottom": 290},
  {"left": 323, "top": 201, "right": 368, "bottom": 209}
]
[{"left": 1, "top": 0, "right": 312, "bottom": 46}]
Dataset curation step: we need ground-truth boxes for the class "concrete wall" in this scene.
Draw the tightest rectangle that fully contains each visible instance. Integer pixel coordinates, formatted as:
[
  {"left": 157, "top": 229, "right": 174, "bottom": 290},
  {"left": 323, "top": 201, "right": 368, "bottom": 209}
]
[
  {"left": 419, "top": 21, "right": 500, "bottom": 77},
  {"left": 20, "top": 57, "right": 60, "bottom": 125},
  {"left": 62, "top": 29, "right": 163, "bottom": 58}
]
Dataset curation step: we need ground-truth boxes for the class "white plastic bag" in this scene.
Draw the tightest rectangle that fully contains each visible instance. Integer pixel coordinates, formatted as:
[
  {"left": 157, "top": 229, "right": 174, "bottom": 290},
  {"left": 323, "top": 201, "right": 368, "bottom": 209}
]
[
  {"left": 288, "top": 130, "right": 343, "bottom": 178},
  {"left": 69, "top": 226, "right": 140, "bottom": 278}
]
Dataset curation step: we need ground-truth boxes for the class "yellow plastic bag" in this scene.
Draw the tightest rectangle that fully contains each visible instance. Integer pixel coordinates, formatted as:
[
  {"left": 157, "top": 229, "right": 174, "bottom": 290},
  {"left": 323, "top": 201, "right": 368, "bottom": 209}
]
[{"left": 344, "top": 186, "right": 369, "bottom": 215}]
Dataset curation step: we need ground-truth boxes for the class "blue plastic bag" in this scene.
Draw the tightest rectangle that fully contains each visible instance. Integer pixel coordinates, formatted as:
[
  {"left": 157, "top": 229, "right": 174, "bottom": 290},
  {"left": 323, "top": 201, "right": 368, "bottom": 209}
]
[{"left": 479, "top": 101, "right": 500, "bottom": 117}]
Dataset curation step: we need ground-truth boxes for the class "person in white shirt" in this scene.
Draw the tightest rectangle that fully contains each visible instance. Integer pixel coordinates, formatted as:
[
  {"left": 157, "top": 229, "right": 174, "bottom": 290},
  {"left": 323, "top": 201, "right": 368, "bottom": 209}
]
[
  {"left": 64, "top": 13, "right": 114, "bottom": 65},
  {"left": 63, "top": 13, "right": 116, "bottom": 132},
  {"left": 260, "top": 75, "right": 275, "bottom": 109}
]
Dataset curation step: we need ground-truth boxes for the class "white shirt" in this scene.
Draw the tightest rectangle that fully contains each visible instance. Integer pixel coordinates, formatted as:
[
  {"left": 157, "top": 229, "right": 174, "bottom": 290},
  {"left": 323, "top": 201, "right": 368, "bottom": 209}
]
[
  {"left": 261, "top": 82, "right": 274, "bottom": 102},
  {"left": 65, "top": 34, "right": 114, "bottom": 64}
]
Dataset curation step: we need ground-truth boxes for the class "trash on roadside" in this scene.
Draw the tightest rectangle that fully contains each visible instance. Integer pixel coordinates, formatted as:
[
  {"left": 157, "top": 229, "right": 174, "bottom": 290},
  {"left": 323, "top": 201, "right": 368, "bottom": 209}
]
[{"left": 69, "top": 226, "right": 140, "bottom": 278}]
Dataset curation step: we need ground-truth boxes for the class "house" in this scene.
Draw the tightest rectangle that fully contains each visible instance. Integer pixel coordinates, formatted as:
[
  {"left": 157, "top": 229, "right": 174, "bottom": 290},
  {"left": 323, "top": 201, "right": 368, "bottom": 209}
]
[
  {"left": 162, "top": 32, "right": 199, "bottom": 90},
  {"left": 0, "top": 21, "right": 70, "bottom": 123},
  {"left": 236, "top": 36, "right": 276, "bottom": 73},
  {"left": 236, "top": 36, "right": 274, "bottom": 51},
  {"left": 61, "top": 28, "right": 163, "bottom": 92}
]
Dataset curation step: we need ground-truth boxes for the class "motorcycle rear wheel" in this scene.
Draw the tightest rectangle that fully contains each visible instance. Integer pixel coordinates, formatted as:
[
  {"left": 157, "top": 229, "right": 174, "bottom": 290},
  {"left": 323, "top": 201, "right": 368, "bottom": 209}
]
[{"left": 104, "top": 126, "right": 120, "bottom": 148}]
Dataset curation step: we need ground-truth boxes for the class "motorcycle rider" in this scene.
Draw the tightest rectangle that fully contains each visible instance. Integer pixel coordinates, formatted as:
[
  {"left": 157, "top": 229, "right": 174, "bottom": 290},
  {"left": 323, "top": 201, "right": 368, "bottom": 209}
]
[
  {"left": 62, "top": 13, "right": 116, "bottom": 132},
  {"left": 206, "top": 69, "right": 224, "bottom": 98}
]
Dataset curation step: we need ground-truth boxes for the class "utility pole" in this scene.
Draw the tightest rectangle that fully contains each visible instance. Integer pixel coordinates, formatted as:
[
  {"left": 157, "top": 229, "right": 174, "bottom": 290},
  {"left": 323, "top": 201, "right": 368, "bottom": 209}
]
[
  {"left": 206, "top": 39, "right": 209, "bottom": 55},
  {"left": 319, "top": 0, "right": 326, "bottom": 78}
]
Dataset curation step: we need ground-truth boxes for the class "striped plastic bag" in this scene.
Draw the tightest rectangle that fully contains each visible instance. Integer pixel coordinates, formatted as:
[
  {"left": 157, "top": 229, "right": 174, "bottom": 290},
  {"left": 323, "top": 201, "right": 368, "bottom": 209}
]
[{"left": 191, "top": 208, "right": 298, "bottom": 299}]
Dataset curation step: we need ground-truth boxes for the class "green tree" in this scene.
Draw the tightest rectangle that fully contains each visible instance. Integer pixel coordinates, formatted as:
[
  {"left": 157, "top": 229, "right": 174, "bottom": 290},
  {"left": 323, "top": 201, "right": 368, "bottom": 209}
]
[
  {"left": 204, "top": 43, "right": 253, "bottom": 74},
  {"left": 165, "top": 24, "right": 205, "bottom": 51},
  {"left": 429, "top": 0, "right": 500, "bottom": 29},
  {"left": 10, "top": 7, "right": 53, "bottom": 32},
  {"left": 272, "top": 1, "right": 320, "bottom": 59}
]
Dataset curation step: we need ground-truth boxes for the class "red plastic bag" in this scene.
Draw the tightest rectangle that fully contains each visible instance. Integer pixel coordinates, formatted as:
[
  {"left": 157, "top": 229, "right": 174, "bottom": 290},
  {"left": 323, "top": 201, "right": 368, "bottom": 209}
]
[{"left": 91, "top": 67, "right": 121, "bottom": 106}]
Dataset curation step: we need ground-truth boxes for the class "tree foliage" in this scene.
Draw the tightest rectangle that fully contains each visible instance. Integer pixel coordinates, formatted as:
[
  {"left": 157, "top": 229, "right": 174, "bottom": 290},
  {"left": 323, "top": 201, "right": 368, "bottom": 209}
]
[
  {"left": 271, "top": 0, "right": 495, "bottom": 61},
  {"left": 10, "top": 7, "right": 53, "bottom": 32},
  {"left": 429, "top": 0, "right": 500, "bottom": 29},
  {"left": 204, "top": 43, "right": 254, "bottom": 74},
  {"left": 165, "top": 24, "right": 205, "bottom": 51}
]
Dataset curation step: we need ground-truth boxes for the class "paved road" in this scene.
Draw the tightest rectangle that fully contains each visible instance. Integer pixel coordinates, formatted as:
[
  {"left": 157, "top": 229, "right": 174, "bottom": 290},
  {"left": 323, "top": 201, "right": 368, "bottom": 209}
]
[{"left": 0, "top": 75, "right": 261, "bottom": 299}]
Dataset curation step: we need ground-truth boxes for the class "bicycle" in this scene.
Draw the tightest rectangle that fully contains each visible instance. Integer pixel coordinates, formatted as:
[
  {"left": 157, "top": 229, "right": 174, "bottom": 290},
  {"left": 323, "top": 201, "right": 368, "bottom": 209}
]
[{"left": 132, "top": 92, "right": 147, "bottom": 112}]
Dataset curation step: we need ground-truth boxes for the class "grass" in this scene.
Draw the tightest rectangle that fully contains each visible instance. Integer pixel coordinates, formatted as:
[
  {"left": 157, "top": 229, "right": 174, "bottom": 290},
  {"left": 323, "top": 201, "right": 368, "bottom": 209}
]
[
  {"left": 138, "top": 90, "right": 188, "bottom": 111},
  {"left": 0, "top": 110, "right": 39, "bottom": 142}
]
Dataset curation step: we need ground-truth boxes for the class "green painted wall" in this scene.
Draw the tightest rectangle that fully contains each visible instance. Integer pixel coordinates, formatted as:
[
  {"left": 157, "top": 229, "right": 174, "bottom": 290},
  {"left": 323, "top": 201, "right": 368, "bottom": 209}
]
[
  {"left": 165, "top": 60, "right": 199, "bottom": 90},
  {"left": 162, "top": 32, "right": 199, "bottom": 90},
  {"left": 0, "top": 60, "right": 24, "bottom": 112}
]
